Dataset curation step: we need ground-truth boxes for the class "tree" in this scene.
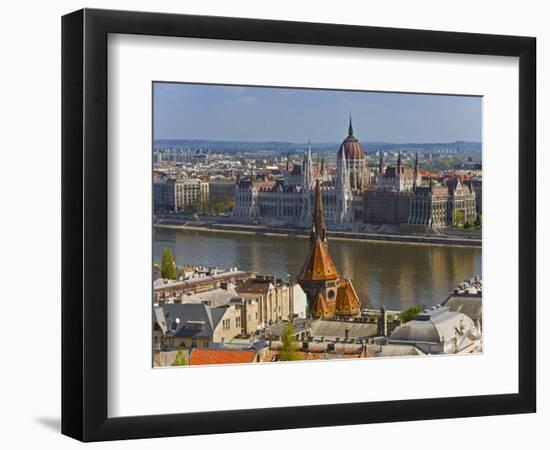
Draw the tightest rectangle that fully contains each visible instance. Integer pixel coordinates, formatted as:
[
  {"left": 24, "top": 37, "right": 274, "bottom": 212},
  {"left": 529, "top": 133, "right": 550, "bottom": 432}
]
[
  {"left": 452, "top": 209, "right": 465, "bottom": 227},
  {"left": 213, "top": 202, "right": 226, "bottom": 214},
  {"left": 161, "top": 247, "right": 177, "bottom": 280},
  {"left": 226, "top": 196, "right": 236, "bottom": 211},
  {"left": 172, "top": 350, "right": 188, "bottom": 366},
  {"left": 184, "top": 203, "right": 197, "bottom": 215},
  {"left": 199, "top": 200, "right": 210, "bottom": 214},
  {"left": 474, "top": 213, "right": 482, "bottom": 228},
  {"left": 278, "top": 323, "right": 303, "bottom": 361},
  {"left": 399, "top": 306, "right": 423, "bottom": 323},
  {"left": 464, "top": 221, "right": 472, "bottom": 229}
]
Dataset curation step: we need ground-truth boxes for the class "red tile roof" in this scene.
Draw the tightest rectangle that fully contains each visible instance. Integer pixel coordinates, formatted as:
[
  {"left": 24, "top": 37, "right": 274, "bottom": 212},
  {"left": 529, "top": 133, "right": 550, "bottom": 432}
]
[{"left": 189, "top": 349, "right": 257, "bottom": 366}]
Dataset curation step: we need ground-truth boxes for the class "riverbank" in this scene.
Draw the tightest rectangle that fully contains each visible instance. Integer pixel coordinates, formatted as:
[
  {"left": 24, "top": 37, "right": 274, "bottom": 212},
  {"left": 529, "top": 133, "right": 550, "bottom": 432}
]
[{"left": 154, "top": 221, "right": 481, "bottom": 248}]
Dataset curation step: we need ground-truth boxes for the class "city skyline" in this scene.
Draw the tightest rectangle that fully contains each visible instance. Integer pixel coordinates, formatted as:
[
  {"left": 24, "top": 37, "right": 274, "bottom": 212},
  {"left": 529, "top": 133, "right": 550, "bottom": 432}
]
[{"left": 153, "top": 82, "right": 482, "bottom": 144}]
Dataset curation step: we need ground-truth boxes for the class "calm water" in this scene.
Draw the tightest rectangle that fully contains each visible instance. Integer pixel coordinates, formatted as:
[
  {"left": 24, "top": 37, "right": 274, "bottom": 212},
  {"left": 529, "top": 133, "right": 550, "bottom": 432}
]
[{"left": 153, "top": 227, "right": 482, "bottom": 311}]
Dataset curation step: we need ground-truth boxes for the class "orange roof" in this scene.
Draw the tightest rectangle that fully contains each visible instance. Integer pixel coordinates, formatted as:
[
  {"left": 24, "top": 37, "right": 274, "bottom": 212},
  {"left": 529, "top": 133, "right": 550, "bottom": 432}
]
[
  {"left": 311, "top": 291, "right": 335, "bottom": 318},
  {"left": 298, "top": 180, "right": 340, "bottom": 282},
  {"left": 335, "top": 279, "right": 361, "bottom": 316},
  {"left": 298, "top": 240, "right": 340, "bottom": 282},
  {"left": 189, "top": 349, "right": 257, "bottom": 366}
]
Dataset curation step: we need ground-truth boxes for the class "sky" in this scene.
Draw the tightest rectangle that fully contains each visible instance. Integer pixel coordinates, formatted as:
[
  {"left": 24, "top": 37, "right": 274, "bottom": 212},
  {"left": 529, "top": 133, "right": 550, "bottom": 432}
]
[{"left": 153, "top": 83, "right": 482, "bottom": 144}]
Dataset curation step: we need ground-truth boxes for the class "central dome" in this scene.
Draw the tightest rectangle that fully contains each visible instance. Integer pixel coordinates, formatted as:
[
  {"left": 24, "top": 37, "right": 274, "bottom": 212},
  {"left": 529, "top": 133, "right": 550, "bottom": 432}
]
[{"left": 337, "top": 116, "right": 365, "bottom": 161}]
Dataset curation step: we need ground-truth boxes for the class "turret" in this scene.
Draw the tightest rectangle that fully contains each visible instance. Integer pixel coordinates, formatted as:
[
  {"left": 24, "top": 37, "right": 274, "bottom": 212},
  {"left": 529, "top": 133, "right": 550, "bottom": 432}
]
[
  {"left": 311, "top": 179, "right": 327, "bottom": 243},
  {"left": 413, "top": 151, "right": 419, "bottom": 190}
]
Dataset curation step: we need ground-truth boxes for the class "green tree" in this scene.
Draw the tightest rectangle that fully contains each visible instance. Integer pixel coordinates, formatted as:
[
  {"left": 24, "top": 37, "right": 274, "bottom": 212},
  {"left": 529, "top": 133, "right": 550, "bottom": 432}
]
[
  {"left": 226, "top": 196, "right": 236, "bottom": 211},
  {"left": 278, "top": 323, "right": 303, "bottom": 361},
  {"left": 161, "top": 247, "right": 177, "bottom": 280},
  {"left": 464, "top": 221, "right": 472, "bottom": 229},
  {"left": 199, "top": 200, "right": 210, "bottom": 214},
  {"left": 474, "top": 213, "right": 482, "bottom": 228},
  {"left": 172, "top": 350, "right": 188, "bottom": 366},
  {"left": 399, "top": 306, "right": 423, "bottom": 323},
  {"left": 184, "top": 203, "right": 197, "bottom": 215},
  {"left": 452, "top": 209, "right": 465, "bottom": 227},
  {"left": 213, "top": 202, "right": 226, "bottom": 214}
]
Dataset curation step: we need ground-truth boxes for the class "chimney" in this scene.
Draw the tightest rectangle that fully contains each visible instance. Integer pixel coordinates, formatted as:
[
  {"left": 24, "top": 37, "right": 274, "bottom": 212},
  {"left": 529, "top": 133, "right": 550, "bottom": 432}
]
[{"left": 378, "top": 306, "right": 388, "bottom": 337}]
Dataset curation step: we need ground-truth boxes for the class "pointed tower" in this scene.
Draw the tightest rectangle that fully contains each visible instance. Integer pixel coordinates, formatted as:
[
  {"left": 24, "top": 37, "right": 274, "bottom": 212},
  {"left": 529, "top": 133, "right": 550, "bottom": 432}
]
[
  {"left": 396, "top": 151, "right": 403, "bottom": 190},
  {"left": 297, "top": 180, "right": 340, "bottom": 317},
  {"left": 334, "top": 278, "right": 361, "bottom": 319},
  {"left": 302, "top": 141, "right": 314, "bottom": 190},
  {"left": 300, "top": 141, "right": 314, "bottom": 226},
  {"left": 336, "top": 144, "right": 352, "bottom": 224},
  {"left": 413, "top": 151, "right": 419, "bottom": 190},
  {"left": 338, "top": 114, "right": 366, "bottom": 191}
]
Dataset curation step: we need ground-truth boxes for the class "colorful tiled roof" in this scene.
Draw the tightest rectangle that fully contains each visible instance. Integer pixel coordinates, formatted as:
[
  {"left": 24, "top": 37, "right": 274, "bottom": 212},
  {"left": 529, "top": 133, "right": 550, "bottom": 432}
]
[
  {"left": 311, "top": 291, "right": 335, "bottom": 318},
  {"left": 335, "top": 279, "right": 361, "bottom": 316},
  {"left": 189, "top": 349, "right": 257, "bottom": 366},
  {"left": 297, "top": 179, "right": 339, "bottom": 282},
  {"left": 298, "top": 240, "right": 340, "bottom": 282}
]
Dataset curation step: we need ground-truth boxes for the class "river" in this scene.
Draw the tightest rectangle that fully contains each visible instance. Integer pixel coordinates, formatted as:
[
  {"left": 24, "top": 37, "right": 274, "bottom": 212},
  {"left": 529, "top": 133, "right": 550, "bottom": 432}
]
[{"left": 153, "top": 227, "right": 482, "bottom": 311}]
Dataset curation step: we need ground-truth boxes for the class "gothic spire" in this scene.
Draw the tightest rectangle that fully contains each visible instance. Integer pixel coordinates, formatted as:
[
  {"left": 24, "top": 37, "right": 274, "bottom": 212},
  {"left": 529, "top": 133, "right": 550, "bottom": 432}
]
[
  {"left": 312, "top": 179, "right": 327, "bottom": 242},
  {"left": 397, "top": 151, "right": 402, "bottom": 170},
  {"left": 348, "top": 114, "right": 354, "bottom": 137},
  {"left": 379, "top": 150, "right": 384, "bottom": 174},
  {"left": 302, "top": 141, "right": 314, "bottom": 189},
  {"left": 413, "top": 151, "right": 419, "bottom": 190}
]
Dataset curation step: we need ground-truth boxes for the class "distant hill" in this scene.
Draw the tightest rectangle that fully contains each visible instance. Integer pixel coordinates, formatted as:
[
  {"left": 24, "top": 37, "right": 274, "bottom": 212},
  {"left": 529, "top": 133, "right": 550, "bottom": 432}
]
[{"left": 153, "top": 139, "right": 481, "bottom": 154}]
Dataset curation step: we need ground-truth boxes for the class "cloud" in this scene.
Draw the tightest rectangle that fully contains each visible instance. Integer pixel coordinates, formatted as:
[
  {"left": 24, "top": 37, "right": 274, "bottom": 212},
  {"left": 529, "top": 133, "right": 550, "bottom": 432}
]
[{"left": 223, "top": 96, "right": 259, "bottom": 105}]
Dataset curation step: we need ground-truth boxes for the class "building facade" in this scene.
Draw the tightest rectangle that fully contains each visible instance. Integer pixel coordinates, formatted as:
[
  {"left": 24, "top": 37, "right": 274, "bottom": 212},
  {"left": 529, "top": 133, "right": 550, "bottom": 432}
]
[
  {"left": 232, "top": 118, "right": 367, "bottom": 228},
  {"left": 154, "top": 177, "right": 209, "bottom": 213},
  {"left": 235, "top": 275, "right": 295, "bottom": 328},
  {"left": 406, "top": 179, "right": 476, "bottom": 229},
  {"left": 208, "top": 178, "right": 236, "bottom": 207},
  {"left": 153, "top": 302, "right": 243, "bottom": 350}
]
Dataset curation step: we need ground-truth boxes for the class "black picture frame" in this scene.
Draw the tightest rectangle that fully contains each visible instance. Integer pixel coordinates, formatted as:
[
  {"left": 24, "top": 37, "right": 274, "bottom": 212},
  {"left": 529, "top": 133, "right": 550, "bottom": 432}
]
[{"left": 61, "top": 8, "right": 536, "bottom": 442}]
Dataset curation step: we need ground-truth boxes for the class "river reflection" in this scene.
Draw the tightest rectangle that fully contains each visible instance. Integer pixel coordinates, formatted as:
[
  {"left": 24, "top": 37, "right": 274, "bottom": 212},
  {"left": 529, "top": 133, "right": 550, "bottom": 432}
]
[{"left": 153, "top": 227, "right": 482, "bottom": 311}]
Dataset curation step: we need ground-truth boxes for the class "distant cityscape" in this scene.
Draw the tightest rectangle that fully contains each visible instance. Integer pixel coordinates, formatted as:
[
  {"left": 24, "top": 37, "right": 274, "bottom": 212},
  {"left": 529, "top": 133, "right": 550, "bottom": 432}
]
[
  {"left": 153, "top": 117, "right": 481, "bottom": 236},
  {"left": 152, "top": 86, "right": 482, "bottom": 367}
]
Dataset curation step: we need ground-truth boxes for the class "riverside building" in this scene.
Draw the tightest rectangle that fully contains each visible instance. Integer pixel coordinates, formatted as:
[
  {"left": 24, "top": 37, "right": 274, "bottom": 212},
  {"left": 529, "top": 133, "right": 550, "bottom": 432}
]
[
  {"left": 232, "top": 117, "right": 367, "bottom": 228},
  {"left": 154, "top": 177, "right": 209, "bottom": 213}
]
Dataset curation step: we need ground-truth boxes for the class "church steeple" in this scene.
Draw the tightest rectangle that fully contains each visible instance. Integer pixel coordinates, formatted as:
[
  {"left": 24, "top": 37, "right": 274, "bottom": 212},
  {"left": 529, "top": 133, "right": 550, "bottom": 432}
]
[
  {"left": 311, "top": 179, "right": 327, "bottom": 243},
  {"left": 302, "top": 141, "right": 314, "bottom": 189},
  {"left": 413, "top": 151, "right": 419, "bottom": 190},
  {"left": 397, "top": 151, "right": 402, "bottom": 171}
]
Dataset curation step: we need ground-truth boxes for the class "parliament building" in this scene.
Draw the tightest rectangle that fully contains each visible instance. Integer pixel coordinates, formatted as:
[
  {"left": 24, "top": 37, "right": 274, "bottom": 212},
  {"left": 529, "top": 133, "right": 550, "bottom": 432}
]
[{"left": 232, "top": 117, "right": 367, "bottom": 228}]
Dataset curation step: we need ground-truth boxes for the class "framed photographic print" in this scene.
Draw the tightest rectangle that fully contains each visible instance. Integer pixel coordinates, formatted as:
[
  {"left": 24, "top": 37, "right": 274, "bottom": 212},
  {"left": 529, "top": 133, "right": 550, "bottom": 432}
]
[{"left": 61, "top": 8, "right": 536, "bottom": 442}]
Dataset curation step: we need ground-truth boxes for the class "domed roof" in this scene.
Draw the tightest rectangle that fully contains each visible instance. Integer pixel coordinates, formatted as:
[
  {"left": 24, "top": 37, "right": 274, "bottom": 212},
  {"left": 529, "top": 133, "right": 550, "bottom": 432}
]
[{"left": 337, "top": 116, "right": 365, "bottom": 161}]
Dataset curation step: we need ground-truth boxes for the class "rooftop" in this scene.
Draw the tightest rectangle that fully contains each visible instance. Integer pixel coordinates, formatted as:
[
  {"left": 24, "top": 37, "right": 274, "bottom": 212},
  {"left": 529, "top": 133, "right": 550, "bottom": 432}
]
[
  {"left": 389, "top": 306, "right": 476, "bottom": 345},
  {"left": 189, "top": 349, "right": 258, "bottom": 366}
]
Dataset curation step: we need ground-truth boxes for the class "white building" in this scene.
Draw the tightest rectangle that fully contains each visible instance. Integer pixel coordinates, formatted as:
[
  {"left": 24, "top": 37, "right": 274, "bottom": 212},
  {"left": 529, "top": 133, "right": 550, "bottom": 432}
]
[
  {"left": 388, "top": 305, "right": 481, "bottom": 354},
  {"left": 154, "top": 177, "right": 209, "bottom": 212},
  {"left": 232, "top": 118, "right": 367, "bottom": 228}
]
